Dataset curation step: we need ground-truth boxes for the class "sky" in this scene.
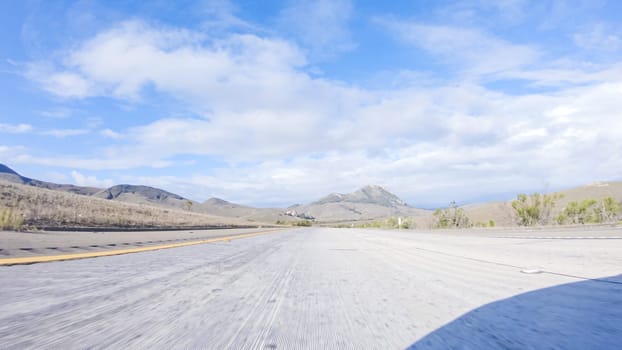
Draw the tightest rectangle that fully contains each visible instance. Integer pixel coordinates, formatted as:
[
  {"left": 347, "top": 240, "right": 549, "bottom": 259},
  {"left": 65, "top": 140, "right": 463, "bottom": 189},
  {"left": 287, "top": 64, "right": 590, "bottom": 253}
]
[{"left": 1, "top": 0, "right": 621, "bottom": 208}]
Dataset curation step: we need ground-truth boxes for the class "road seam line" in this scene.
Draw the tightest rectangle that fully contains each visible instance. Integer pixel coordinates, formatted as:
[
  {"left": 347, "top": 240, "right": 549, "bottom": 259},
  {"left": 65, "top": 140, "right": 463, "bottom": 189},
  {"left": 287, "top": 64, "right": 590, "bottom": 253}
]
[{"left": 0, "top": 228, "right": 288, "bottom": 266}]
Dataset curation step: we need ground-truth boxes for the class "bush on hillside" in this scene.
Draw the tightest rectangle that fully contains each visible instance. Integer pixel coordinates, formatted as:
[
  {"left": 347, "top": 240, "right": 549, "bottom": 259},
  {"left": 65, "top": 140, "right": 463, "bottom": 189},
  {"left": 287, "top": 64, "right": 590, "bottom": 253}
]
[
  {"left": 433, "top": 201, "right": 471, "bottom": 229},
  {"left": 557, "top": 197, "right": 620, "bottom": 224},
  {"left": 512, "top": 193, "right": 561, "bottom": 226},
  {"left": 293, "top": 220, "right": 313, "bottom": 227}
]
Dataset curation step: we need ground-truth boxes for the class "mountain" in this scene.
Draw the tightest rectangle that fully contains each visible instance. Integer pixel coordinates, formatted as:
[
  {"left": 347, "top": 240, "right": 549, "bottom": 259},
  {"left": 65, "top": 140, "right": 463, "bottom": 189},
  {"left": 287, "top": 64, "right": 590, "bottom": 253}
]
[
  {"left": 4, "top": 164, "right": 620, "bottom": 227},
  {"left": 198, "top": 197, "right": 290, "bottom": 223},
  {"left": 93, "top": 184, "right": 190, "bottom": 209},
  {"left": 198, "top": 197, "right": 254, "bottom": 216},
  {"left": 0, "top": 163, "right": 100, "bottom": 195},
  {"left": 293, "top": 185, "right": 429, "bottom": 222},
  {"left": 314, "top": 185, "right": 408, "bottom": 207},
  {"left": 0, "top": 164, "right": 20, "bottom": 177},
  {"left": 0, "top": 178, "right": 248, "bottom": 229},
  {"left": 0, "top": 164, "right": 197, "bottom": 210},
  {"left": 0, "top": 164, "right": 284, "bottom": 222}
]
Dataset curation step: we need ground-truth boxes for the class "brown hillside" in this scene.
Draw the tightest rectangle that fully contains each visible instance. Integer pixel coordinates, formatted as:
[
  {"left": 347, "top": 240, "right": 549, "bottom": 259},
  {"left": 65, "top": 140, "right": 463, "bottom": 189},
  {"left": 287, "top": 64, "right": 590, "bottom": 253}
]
[{"left": 0, "top": 180, "right": 250, "bottom": 229}]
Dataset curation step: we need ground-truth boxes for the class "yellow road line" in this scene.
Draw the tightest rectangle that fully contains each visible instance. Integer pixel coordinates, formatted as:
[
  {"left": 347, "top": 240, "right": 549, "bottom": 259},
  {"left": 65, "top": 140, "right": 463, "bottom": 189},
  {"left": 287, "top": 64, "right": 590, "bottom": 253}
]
[{"left": 0, "top": 228, "right": 288, "bottom": 266}]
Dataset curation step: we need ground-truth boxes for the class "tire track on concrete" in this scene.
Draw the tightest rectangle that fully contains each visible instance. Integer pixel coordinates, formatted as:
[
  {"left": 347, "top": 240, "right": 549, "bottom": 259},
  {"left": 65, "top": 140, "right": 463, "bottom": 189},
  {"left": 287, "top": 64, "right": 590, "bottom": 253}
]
[
  {"left": 254, "top": 248, "right": 302, "bottom": 350},
  {"left": 223, "top": 232, "right": 305, "bottom": 349},
  {"left": 0, "top": 232, "right": 297, "bottom": 349},
  {"left": 1, "top": 228, "right": 620, "bottom": 349}
]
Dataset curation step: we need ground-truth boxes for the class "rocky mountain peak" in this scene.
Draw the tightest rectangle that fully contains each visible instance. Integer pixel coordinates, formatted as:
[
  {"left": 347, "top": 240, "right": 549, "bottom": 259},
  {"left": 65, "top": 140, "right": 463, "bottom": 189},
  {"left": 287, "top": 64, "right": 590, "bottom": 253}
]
[
  {"left": 313, "top": 185, "right": 407, "bottom": 208},
  {"left": 96, "top": 184, "right": 186, "bottom": 201}
]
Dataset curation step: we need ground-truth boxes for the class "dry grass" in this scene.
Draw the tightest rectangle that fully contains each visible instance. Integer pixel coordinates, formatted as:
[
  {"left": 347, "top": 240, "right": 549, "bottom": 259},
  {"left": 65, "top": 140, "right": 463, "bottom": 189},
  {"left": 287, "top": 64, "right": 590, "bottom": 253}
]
[
  {"left": 0, "top": 207, "right": 23, "bottom": 230},
  {"left": 0, "top": 180, "right": 248, "bottom": 229}
]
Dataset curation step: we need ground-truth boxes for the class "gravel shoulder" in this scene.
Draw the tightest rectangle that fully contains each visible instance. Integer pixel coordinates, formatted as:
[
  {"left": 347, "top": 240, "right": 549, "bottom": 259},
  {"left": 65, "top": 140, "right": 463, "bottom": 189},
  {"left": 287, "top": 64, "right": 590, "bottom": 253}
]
[{"left": 0, "top": 227, "right": 620, "bottom": 349}]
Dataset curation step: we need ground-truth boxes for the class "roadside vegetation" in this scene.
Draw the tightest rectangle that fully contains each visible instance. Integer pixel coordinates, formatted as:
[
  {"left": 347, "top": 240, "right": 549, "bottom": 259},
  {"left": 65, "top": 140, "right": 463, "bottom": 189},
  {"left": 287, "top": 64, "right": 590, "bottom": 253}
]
[
  {"left": 330, "top": 216, "right": 416, "bottom": 229},
  {"left": 474, "top": 220, "right": 495, "bottom": 228},
  {"left": 0, "top": 207, "right": 24, "bottom": 231},
  {"left": 275, "top": 219, "right": 313, "bottom": 227},
  {"left": 433, "top": 201, "right": 471, "bottom": 228},
  {"left": 345, "top": 193, "right": 620, "bottom": 231},
  {"left": 556, "top": 197, "right": 620, "bottom": 224},
  {"left": 511, "top": 193, "right": 620, "bottom": 226},
  {"left": 356, "top": 216, "right": 415, "bottom": 229},
  {"left": 0, "top": 180, "right": 243, "bottom": 230},
  {"left": 511, "top": 193, "right": 562, "bottom": 226},
  {"left": 292, "top": 220, "right": 313, "bottom": 227}
]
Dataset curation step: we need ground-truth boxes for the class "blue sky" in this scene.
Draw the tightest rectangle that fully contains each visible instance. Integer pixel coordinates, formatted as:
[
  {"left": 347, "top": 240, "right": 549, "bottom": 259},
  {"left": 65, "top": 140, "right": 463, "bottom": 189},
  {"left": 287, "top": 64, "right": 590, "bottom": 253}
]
[{"left": 1, "top": 0, "right": 621, "bottom": 207}]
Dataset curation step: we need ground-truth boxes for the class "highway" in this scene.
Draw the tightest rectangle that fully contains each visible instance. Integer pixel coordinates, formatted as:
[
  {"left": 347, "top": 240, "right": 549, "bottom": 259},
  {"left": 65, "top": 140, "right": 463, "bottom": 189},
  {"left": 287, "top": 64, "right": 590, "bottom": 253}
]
[
  {"left": 0, "top": 228, "right": 276, "bottom": 258},
  {"left": 1, "top": 227, "right": 621, "bottom": 349}
]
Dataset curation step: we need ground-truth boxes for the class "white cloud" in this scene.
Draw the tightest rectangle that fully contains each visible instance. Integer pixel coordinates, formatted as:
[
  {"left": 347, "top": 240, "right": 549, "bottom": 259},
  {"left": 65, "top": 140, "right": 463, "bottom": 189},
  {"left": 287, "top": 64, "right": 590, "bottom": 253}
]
[
  {"left": 24, "top": 20, "right": 368, "bottom": 160},
  {"left": 0, "top": 123, "right": 33, "bottom": 133},
  {"left": 39, "top": 108, "right": 72, "bottom": 119},
  {"left": 376, "top": 18, "right": 622, "bottom": 88},
  {"left": 278, "top": 0, "right": 355, "bottom": 59},
  {"left": 39, "top": 129, "right": 90, "bottom": 137},
  {"left": 574, "top": 23, "right": 621, "bottom": 51},
  {"left": 100, "top": 128, "right": 123, "bottom": 139},
  {"left": 9, "top": 153, "right": 172, "bottom": 170},
  {"left": 45, "top": 72, "right": 94, "bottom": 98},
  {"left": 26, "top": 63, "right": 94, "bottom": 98},
  {"left": 17, "top": 80, "right": 622, "bottom": 206},
  {"left": 20, "top": 20, "right": 622, "bottom": 206},
  {"left": 377, "top": 19, "right": 540, "bottom": 77},
  {"left": 43, "top": 20, "right": 312, "bottom": 110},
  {"left": 435, "top": 0, "right": 528, "bottom": 26},
  {"left": 198, "top": 0, "right": 254, "bottom": 31},
  {"left": 0, "top": 145, "right": 27, "bottom": 157},
  {"left": 70, "top": 170, "right": 114, "bottom": 188},
  {"left": 487, "top": 0, "right": 527, "bottom": 20},
  {"left": 499, "top": 64, "right": 622, "bottom": 86}
]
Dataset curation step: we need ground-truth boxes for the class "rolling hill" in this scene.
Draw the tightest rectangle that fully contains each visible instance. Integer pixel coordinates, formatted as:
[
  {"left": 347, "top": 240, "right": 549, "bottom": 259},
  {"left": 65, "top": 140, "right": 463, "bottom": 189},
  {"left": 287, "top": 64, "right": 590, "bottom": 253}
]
[
  {"left": 0, "top": 179, "right": 249, "bottom": 229},
  {"left": 197, "top": 198, "right": 288, "bottom": 223},
  {"left": 0, "top": 163, "right": 100, "bottom": 195},
  {"left": 2, "top": 163, "right": 619, "bottom": 228},
  {"left": 0, "top": 164, "right": 196, "bottom": 209},
  {"left": 0, "top": 164, "right": 294, "bottom": 224},
  {"left": 93, "top": 184, "right": 191, "bottom": 209},
  {"left": 290, "top": 185, "right": 430, "bottom": 222}
]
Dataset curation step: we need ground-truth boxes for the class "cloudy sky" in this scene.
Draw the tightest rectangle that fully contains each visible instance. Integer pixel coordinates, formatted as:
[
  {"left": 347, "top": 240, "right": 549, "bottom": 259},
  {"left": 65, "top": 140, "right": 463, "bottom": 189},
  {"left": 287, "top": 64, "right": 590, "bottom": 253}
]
[{"left": 1, "top": 0, "right": 621, "bottom": 207}]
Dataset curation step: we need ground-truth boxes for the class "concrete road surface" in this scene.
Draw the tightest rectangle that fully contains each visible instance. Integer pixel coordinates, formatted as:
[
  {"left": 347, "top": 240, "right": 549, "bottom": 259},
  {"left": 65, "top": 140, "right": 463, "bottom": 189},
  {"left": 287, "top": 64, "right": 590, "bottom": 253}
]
[{"left": 1, "top": 227, "right": 621, "bottom": 349}]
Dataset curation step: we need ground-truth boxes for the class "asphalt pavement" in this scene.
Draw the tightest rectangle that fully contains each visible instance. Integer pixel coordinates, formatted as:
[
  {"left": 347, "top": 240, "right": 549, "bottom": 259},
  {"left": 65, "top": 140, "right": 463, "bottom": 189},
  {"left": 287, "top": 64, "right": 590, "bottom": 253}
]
[
  {"left": 1, "top": 227, "right": 620, "bottom": 349},
  {"left": 0, "top": 228, "right": 274, "bottom": 258}
]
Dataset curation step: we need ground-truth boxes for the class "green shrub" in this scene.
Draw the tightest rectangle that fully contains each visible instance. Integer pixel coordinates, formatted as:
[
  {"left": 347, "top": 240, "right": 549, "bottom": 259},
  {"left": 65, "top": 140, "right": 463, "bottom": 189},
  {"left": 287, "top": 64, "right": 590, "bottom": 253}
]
[
  {"left": 354, "top": 217, "right": 414, "bottom": 230},
  {"left": 558, "top": 197, "right": 620, "bottom": 224},
  {"left": 433, "top": 201, "right": 471, "bottom": 228},
  {"left": 512, "top": 193, "right": 561, "bottom": 226},
  {"left": 561, "top": 199, "right": 594, "bottom": 224},
  {"left": 293, "top": 220, "right": 312, "bottom": 227},
  {"left": 475, "top": 220, "right": 495, "bottom": 228},
  {"left": 599, "top": 197, "right": 620, "bottom": 223}
]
